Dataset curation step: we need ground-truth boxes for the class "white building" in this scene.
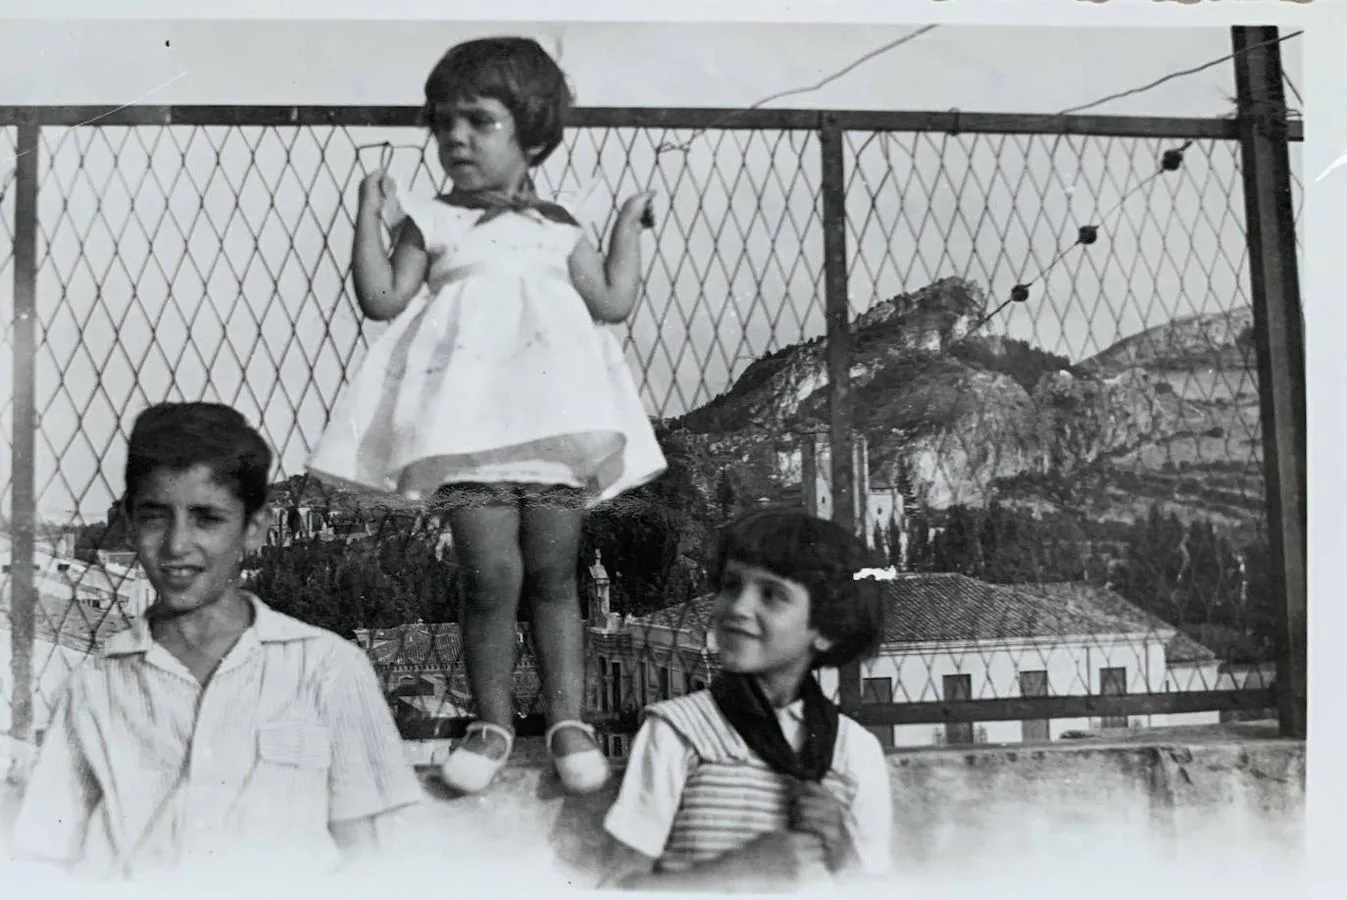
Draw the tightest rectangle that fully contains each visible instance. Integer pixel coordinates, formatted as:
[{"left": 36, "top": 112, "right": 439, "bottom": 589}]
[
  {"left": 589, "top": 571, "right": 1224, "bottom": 754},
  {"left": 2, "top": 530, "right": 151, "bottom": 737}
]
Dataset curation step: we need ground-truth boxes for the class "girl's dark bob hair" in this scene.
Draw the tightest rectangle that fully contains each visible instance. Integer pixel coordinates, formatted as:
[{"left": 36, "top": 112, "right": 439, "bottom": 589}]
[{"left": 710, "top": 507, "right": 888, "bottom": 669}]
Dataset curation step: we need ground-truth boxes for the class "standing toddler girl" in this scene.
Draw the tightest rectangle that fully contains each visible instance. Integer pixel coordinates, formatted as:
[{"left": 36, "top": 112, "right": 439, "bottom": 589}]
[{"left": 307, "top": 35, "right": 667, "bottom": 795}]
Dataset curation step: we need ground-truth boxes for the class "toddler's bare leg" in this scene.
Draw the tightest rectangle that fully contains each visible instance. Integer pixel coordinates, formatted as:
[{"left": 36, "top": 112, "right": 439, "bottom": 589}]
[
  {"left": 520, "top": 497, "right": 591, "bottom": 756},
  {"left": 448, "top": 500, "right": 524, "bottom": 756}
]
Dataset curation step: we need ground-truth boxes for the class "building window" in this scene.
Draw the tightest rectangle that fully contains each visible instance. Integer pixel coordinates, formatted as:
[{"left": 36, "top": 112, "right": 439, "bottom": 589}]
[
  {"left": 1099, "top": 666, "right": 1127, "bottom": 728},
  {"left": 657, "top": 665, "right": 671, "bottom": 701},
  {"left": 861, "top": 677, "right": 892, "bottom": 704},
  {"left": 610, "top": 661, "right": 623, "bottom": 712},
  {"left": 1018, "top": 670, "right": 1050, "bottom": 743},
  {"left": 942, "top": 673, "right": 974, "bottom": 745},
  {"left": 861, "top": 677, "right": 894, "bottom": 750}
]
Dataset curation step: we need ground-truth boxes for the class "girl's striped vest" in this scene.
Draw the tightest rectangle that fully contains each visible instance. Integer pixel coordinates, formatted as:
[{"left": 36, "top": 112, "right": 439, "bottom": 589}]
[{"left": 644, "top": 690, "right": 858, "bottom": 876}]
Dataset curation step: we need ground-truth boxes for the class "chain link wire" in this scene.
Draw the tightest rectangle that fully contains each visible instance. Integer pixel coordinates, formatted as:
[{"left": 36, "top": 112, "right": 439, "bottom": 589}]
[{"left": 0, "top": 108, "right": 1301, "bottom": 747}]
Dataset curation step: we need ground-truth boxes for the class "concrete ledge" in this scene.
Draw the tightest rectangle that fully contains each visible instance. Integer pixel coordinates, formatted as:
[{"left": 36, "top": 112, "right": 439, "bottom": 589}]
[
  {"left": 399, "top": 735, "right": 1304, "bottom": 888},
  {"left": 3, "top": 735, "right": 1305, "bottom": 891}
]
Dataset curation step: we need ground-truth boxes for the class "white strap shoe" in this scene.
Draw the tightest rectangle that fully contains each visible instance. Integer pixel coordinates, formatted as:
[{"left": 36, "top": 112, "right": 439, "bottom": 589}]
[
  {"left": 440, "top": 721, "right": 515, "bottom": 794},
  {"left": 546, "top": 720, "right": 610, "bottom": 795}
]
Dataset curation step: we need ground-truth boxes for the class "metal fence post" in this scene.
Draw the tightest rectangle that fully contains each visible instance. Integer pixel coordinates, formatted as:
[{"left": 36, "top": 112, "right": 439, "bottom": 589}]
[
  {"left": 1231, "top": 26, "right": 1307, "bottom": 740},
  {"left": 9, "top": 116, "right": 39, "bottom": 744},
  {"left": 819, "top": 112, "right": 862, "bottom": 717}
]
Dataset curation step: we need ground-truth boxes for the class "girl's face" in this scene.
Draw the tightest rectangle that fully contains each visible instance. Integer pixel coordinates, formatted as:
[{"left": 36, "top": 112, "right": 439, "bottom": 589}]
[
  {"left": 712, "top": 560, "right": 833, "bottom": 701},
  {"left": 128, "top": 463, "right": 267, "bottom": 618},
  {"left": 429, "top": 95, "right": 538, "bottom": 194}
]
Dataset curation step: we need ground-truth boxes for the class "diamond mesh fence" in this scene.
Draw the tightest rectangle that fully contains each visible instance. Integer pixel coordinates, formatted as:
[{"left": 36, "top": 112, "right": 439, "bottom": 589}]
[
  {"left": 830, "top": 127, "right": 1300, "bottom": 746},
  {"left": 1, "top": 107, "right": 1301, "bottom": 751}
]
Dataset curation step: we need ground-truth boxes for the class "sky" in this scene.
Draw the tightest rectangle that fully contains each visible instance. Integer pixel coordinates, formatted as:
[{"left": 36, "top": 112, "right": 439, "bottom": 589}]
[{"left": 0, "top": 19, "right": 1308, "bottom": 522}]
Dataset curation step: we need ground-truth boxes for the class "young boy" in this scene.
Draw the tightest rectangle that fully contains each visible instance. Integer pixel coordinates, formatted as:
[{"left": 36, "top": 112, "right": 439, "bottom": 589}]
[
  {"left": 601, "top": 508, "right": 893, "bottom": 892},
  {"left": 10, "top": 402, "right": 424, "bottom": 880}
]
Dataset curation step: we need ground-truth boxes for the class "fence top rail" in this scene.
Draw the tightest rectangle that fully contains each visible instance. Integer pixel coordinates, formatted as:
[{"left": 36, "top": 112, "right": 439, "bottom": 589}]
[{"left": 0, "top": 105, "right": 1299, "bottom": 141}]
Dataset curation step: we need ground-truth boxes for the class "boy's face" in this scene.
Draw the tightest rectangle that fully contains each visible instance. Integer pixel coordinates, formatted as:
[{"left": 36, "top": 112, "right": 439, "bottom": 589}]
[
  {"left": 712, "top": 560, "right": 831, "bottom": 687},
  {"left": 128, "top": 463, "right": 267, "bottom": 617}
]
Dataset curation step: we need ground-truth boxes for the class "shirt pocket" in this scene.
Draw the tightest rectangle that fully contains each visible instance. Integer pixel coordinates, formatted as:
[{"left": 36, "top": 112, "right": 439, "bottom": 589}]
[
  {"left": 248, "top": 720, "right": 333, "bottom": 837},
  {"left": 256, "top": 720, "right": 332, "bottom": 771}
]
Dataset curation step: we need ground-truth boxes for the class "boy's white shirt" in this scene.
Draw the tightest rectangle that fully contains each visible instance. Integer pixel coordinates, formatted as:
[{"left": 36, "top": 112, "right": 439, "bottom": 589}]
[
  {"left": 603, "top": 696, "right": 894, "bottom": 876},
  {"left": 11, "top": 592, "right": 424, "bottom": 879}
]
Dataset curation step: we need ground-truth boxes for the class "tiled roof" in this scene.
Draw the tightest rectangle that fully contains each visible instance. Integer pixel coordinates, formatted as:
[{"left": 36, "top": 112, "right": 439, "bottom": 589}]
[
  {"left": 362, "top": 621, "right": 543, "bottom": 712},
  {"left": 1160, "top": 623, "right": 1237, "bottom": 664},
  {"left": 1014, "top": 583, "right": 1166, "bottom": 632},
  {"left": 641, "top": 597, "right": 715, "bottom": 639},
  {"left": 1017, "top": 582, "right": 1216, "bottom": 663},
  {"left": 632, "top": 575, "right": 1185, "bottom": 648},
  {"left": 878, "top": 574, "right": 1142, "bottom": 644},
  {"left": 366, "top": 623, "right": 465, "bottom": 669},
  {"left": 1164, "top": 632, "right": 1220, "bottom": 664}
]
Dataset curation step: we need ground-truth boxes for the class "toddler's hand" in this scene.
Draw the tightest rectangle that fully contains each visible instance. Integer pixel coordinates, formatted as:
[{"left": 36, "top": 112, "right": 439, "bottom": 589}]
[
  {"left": 617, "top": 191, "right": 657, "bottom": 230},
  {"left": 359, "top": 170, "right": 397, "bottom": 215}
]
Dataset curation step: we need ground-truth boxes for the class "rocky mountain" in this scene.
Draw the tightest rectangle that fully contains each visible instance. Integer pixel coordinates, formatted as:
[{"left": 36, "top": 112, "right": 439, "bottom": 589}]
[
  {"left": 1078, "top": 306, "right": 1256, "bottom": 375},
  {"left": 670, "top": 277, "right": 1267, "bottom": 538},
  {"left": 272, "top": 276, "right": 1267, "bottom": 556}
]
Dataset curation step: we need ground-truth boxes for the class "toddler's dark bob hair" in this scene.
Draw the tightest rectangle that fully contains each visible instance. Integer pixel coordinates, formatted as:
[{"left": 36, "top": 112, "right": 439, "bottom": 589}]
[{"left": 423, "top": 36, "right": 573, "bottom": 166}]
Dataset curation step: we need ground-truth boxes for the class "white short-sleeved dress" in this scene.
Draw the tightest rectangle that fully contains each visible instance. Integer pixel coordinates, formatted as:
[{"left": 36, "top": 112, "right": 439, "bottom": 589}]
[{"left": 307, "top": 186, "right": 667, "bottom": 505}]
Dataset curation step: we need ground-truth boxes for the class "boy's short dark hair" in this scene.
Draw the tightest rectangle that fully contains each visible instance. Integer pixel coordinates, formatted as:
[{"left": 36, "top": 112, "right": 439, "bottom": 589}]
[
  {"left": 709, "top": 508, "right": 887, "bottom": 669},
  {"left": 123, "top": 402, "right": 273, "bottom": 518},
  {"left": 423, "top": 36, "right": 573, "bottom": 166}
]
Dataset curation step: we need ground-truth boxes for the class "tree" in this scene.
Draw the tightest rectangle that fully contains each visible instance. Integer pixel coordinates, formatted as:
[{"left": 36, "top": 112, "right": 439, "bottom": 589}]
[
  {"left": 950, "top": 336, "right": 1072, "bottom": 393},
  {"left": 582, "top": 494, "right": 685, "bottom": 617},
  {"left": 886, "top": 515, "right": 904, "bottom": 570},
  {"left": 933, "top": 506, "right": 981, "bottom": 576},
  {"left": 246, "top": 528, "right": 464, "bottom": 638},
  {"left": 1235, "top": 537, "right": 1281, "bottom": 664},
  {"left": 577, "top": 429, "right": 714, "bottom": 616},
  {"left": 73, "top": 510, "right": 133, "bottom": 563},
  {"left": 1035, "top": 513, "right": 1089, "bottom": 584},
  {"left": 715, "top": 469, "right": 737, "bottom": 524},
  {"left": 920, "top": 502, "right": 1089, "bottom": 584},
  {"left": 1114, "top": 504, "right": 1186, "bottom": 622},
  {"left": 1110, "top": 506, "right": 1275, "bottom": 662},
  {"left": 905, "top": 508, "right": 935, "bottom": 572},
  {"left": 1182, "top": 519, "right": 1244, "bottom": 630}
]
